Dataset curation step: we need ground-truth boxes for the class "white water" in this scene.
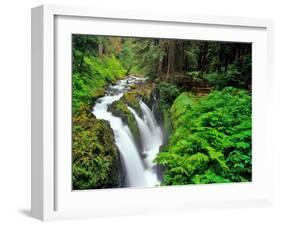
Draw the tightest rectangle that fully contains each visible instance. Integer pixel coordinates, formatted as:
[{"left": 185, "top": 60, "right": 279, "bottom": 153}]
[
  {"left": 128, "top": 104, "right": 162, "bottom": 185},
  {"left": 92, "top": 76, "right": 163, "bottom": 187},
  {"left": 128, "top": 104, "right": 162, "bottom": 166}
]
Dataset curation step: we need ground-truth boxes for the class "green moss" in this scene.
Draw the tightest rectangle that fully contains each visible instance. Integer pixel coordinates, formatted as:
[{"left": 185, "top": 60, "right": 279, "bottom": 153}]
[
  {"left": 120, "top": 92, "right": 141, "bottom": 114},
  {"left": 162, "top": 108, "right": 172, "bottom": 137},
  {"left": 72, "top": 106, "right": 124, "bottom": 189},
  {"left": 108, "top": 100, "right": 140, "bottom": 145},
  {"left": 107, "top": 82, "right": 154, "bottom": 143},
  {"left": 90, "top": 87, "right": 105, "bottom": 103},
  {"left": 170, "top": 92, "right": 195, "bottom": 128},
  {"left": 136, "top": 83, "right": 153, "bottom": 104},
  {"left": 120, "top": 83, "right": 153, "bottom": 115}
]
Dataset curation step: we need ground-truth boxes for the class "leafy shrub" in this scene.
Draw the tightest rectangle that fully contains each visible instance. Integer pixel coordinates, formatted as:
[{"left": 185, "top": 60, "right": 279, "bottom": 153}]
[
  {"left": 72, "top": 55, "right": 126, "bottom": 113},
  {"left": 155, "top": 87, "right": 252, "bottom": 185},
  {"left": 156, "top": 82, "right": 181, "bottom": 107},
  {"left": 204, "top": 62, "right": 251, "bottom": 90},
  {"left": 186, "top": 71, "right": 201, "bottom": 79}
]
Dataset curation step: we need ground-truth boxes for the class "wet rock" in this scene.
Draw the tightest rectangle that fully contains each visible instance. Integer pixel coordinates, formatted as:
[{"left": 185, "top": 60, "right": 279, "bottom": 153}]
[{"left": 108, "top": 100, "right": 142, "bottom": 152}]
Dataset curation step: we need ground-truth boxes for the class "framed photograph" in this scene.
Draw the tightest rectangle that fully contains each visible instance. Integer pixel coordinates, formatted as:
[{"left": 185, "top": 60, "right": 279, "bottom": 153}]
[{"left": 31, "top": 4, "right": 274, "bottom": 221}]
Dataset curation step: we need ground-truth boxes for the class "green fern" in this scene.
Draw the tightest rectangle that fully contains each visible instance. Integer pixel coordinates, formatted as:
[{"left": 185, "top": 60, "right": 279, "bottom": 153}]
[{"left": 155, "top": 88, "right": 252, "bottom": 185}]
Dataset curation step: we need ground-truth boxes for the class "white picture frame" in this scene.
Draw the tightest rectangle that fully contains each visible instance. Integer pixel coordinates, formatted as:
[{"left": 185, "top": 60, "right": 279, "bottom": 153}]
[{"left": 31, "top": 4, "right": 274, "bottom": 221}]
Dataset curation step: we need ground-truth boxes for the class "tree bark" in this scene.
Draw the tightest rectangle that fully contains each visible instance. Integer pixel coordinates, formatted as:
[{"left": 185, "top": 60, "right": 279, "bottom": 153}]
[
  {"left": 202, "top": 42, "right": 209, "bottom": 73},
  {"left": 98, "top": 43, "right": 103, "bottom": 56},
  {"left": 78, "top": 36, "right": 89, "bottom": 71},
  {"left": 126, "top": 65, "right": 132, "bottom": 75},
  {"left": 167, "top": 40, "right": 175, "bottom": 76},
  {"left": 158, "top": 56, "right": 163, "bottom": 75},
  {"left": 97, "top": 37, "right": 103, "bottom": 56},
  {"left": 178, "top": 41, "right": 185, "bottom": 72}
]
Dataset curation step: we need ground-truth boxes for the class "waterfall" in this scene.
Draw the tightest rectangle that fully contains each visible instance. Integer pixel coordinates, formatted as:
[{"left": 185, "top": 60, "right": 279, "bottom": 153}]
[
  {"left": 128, "top": 101, "right": 163, "bottom": 185},
  {"left": 92, "top": 76, "right": 163, "bottom": 187},
  {"left": 93, "top": 94, "right": 146, "bottom": 187}
]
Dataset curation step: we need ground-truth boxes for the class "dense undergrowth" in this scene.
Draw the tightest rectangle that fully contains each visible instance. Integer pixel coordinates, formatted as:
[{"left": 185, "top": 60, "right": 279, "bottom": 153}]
[
  {"left": 155, "top": 87, "right": 252, "bottom": 185},
  {"left": 73, "top": 55, "right": 125, "bottom": 113},
  {"left": 72, "top": 106, "right": 124, "bottom": 189}
]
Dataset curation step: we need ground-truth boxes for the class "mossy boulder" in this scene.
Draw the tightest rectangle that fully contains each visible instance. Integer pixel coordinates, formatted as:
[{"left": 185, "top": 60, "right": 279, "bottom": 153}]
[
  {"left": 108, "top": 100, "right": 141, "bottom": 150},
  {"left": 170, "top": 92, "right": 194, "bottom": 128},
  {"left": 90, "top": 87, "right": 106, "bottom": 106},
  {"left": 120, "top": 83, "right": 154, "bottom": 114},
  {"left": 120, "top": 92, "right": 141, "bottom": 115},
  {"left": 72, "top": 106, "right": 125, "bottom": 189},
  {"left": 137, "top": 83, "right": 153, "bottom": 105}
]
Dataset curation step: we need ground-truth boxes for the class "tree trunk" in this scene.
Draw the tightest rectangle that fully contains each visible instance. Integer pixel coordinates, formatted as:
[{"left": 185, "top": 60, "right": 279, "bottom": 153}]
[
  {"left": 167, "top": 40, "right": 175, "bottom": 76},
  {"left": 158, "top": 56, "right": 163, "bottom": 75},
  {"left": 184, "top": 42, "right": 189, "bottom": 72},
  {"left": 98, "top": 43, "right": 103, "bottom": 56},
  {"left": 200, "top": 42, "right": 209, "bottom": 73},
  {"left": 218, "top": 44, "right": 224, "bottom": 73},
  {"left": 126, "top": 65, "right": 132, "bottom": 75},
  {"left": 78, "top": 36, "right": 89, "bottom": 71},
  {"left": 178, "top": 41, "right": 184, "bottom": 72},
  {"left": 97, "top": 36, "right": 103, "bottom": 56}
]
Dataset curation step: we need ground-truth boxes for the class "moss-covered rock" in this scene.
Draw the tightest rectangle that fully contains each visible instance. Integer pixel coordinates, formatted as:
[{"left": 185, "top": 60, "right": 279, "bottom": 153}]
[
  {"left": 90, "top": 87, "right": 106, "bottom": 106},
  {"left": 170, "top": 92, "right": 194, "bottom": 128},
  {"left": 72, "top": 106, "right": 125, "bottom": 190},
  {"left": 120, "top": 92, "right": 141, "bottom": 114},
  {"left": 120, "top": 83, "right": 153, "bottom": 114},
  {"left": 107, "top": 82, "right": 154, "bottom": 155},
  {"left": 135, "top": 83, "right": 153, "bottom": 105},
  {"left": 108, "top": 100, "right": 140, "bottom": 146}
]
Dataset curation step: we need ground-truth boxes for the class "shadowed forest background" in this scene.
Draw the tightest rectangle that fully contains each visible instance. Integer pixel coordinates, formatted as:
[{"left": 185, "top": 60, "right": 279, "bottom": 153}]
[{"left": 72, "top": 35, "right": 252, "bottom": 190}]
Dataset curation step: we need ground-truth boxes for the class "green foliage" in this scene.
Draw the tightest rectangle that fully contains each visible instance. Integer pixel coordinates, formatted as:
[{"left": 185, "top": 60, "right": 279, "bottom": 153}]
[
  {"left": 72, "top": 55, "right": 125, "bottom": 113},
  {"left": 204, "top": 58, "right": 252, "bottom": 90},
  {"left": 119, "top": 39, "right": 140, "bottom": 74},
  {"left": 186, "top": 71, "right": 201, "bottom": 79},
  {"left": 155, "top": 88, "right": 252, "bottom": 185},
  {"left": 133, "top": 39, "right": 166, "bottom": 78},
  {"left": 162, "top": 108, "right": 172, "bottom": 137},
  {"left": 170, "top": 92, "right": 194, "bottom": 127},
  {"left": 156, "top": 82, "right": 181, "bottom": 107},
  {"left": 184, "top": 42, "right": 199, "bottom": 71},
  {"left": 192, "top": 170, "right": 231, "bottom": 184},
  {"left": 72, "top": 107, "right": 124, "bottom": 189},
  {"left": 203, "top": 65, "right": 239, "bottom": 89}
]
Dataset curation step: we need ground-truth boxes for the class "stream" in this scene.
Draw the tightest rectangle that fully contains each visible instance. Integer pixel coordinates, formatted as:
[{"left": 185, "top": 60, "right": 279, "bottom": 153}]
[{"left": 92, "top": 76, "right": 163, "bottom": 187}]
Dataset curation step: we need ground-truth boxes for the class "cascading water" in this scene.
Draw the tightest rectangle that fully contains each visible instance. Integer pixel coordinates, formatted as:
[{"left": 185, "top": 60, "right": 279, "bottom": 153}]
[
  {"left": 128, "top": 103, "right": 162, "bottom": 186},
  {"left": 92, "top": 76, "right": 163, "bottom": 187}
]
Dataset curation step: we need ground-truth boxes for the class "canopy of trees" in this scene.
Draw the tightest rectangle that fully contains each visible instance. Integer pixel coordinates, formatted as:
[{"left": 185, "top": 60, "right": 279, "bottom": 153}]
[{"left": 132, "top": 38, "right": 251, "bottom": 89}]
